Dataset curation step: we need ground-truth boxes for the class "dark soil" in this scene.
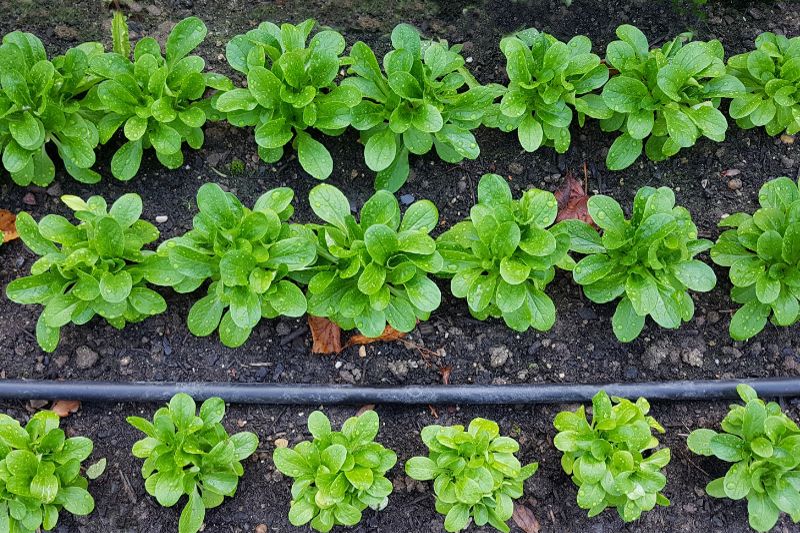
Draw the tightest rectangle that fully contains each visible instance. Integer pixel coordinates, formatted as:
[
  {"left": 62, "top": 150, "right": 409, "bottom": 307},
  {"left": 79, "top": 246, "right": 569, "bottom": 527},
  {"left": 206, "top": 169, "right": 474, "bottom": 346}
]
[{"left": 1, "top": 0, "right": 800, "bottom": 531}]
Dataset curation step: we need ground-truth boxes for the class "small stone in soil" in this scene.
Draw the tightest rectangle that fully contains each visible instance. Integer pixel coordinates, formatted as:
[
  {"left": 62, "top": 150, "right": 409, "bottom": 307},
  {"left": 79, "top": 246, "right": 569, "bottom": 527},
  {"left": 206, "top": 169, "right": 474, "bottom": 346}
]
[
  {"left": 727, "top": 178, "right": 742, "bottom": 190},
  {"left": 155, "top": 215, "right": 168, "bottom": 223},
  {"left": 399, "top": 194, "right": 415, "bottom": 205},
  {"left": 75, "top": 346, "right": 99, "bottom": 369},
  {"left": 489, "top": 345, "right": 511, "bottom": 368},
  {"left": 22, "top": 193, "right": 36, "bottom": 206},
  {"left": 508, "top": 162, "right": 524, "bottom": 175}
]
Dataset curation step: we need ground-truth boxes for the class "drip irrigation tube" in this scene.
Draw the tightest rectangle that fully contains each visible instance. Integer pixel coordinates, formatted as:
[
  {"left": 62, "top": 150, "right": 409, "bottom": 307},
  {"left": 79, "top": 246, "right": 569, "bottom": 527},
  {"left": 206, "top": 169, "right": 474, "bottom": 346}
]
[{"left": 0, "top": 378, "right": 799, "bottom": 405}]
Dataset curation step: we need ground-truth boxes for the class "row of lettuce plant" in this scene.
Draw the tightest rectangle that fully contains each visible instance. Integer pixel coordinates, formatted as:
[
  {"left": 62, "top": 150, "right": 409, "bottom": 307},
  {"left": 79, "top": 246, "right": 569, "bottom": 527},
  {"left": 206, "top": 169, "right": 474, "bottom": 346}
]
[
  {"left": 1, "top": 16, "right": 798, "bottom": 190},
  {"left": 0, "top": 385, "right": 796, "bottom": 532},
  {"left": 6, "top": 173, "right": 800, "bottom": 351}
]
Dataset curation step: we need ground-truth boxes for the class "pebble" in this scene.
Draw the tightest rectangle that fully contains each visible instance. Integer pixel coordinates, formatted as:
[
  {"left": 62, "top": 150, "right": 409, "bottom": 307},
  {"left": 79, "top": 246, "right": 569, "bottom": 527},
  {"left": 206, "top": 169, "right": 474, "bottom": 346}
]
[
  {"left": 781, "top": 156, "right": 795, "bottom": 168},
  {"left": 22, "top": 193, "right": 36, "bottom": 206},
  {"left": 727, "top": 178, "right": 742, "bottom": 190},
  {"left": 75, "top": 346, "right": 99, "bottom": 369},
  {"left": 508, "top": 162, "right": 524, "bottom": 175},
  {"left": 399, "top": 194, "right": 415, "bottom": 205},
  {"left": 489, "top": 345, "right": 511, "bottom": 368},
  {"left": 682, "top": 348, "right": 704, "bottom": 368},
  {"left": 155, "top": 215, "right": 168, "bottom": 223}
]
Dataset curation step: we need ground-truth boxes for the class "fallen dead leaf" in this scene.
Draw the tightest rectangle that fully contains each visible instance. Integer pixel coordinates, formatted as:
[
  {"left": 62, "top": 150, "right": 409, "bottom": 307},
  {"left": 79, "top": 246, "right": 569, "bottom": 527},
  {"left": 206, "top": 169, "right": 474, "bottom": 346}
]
[
  {"left": 721, "top": 168, "right": 741, "bottom": 177},
  {"left": 274, "top": 438, "right": 289, "bottom": 448},
  {"left": 308, "top": 316, "right": 342, "bottom": 354},
  {"left": 780, "top": 134, "right": 795, "bottom": 144},
  {"left": 0, "top": 210, "right": 18, "bottom": 243},
  {"left": 347, "top": 325, "right": 407, "bottom": 348},
  {"left": 439, "top": 366, "right": 452, "bottom": 385},
  {"left": 51, "top": 400, "right": 81, "bottom": 418},
  {"left": 355, "top": 404, "right": 375, "bottom": 417},
  {"left": 512, "top": 504, "right": 541, "bottom": 533},
  {"left": 554, "top": 169, "right": 594, "bottom": 226}
]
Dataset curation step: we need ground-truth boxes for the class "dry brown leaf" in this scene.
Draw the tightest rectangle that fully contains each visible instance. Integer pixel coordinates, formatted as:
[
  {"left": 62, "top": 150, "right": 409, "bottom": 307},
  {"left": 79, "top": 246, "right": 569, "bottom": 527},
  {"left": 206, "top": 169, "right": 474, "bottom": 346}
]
[
  {"left": 512, "top": 504, "right": 541, "bottom": 533},
  {"left": 347, "top": 325, "right": 407, "bottom": 347},
  {"left": 780, "top": 134, "right": 795, "bottom": 144},
  {"left": 308, "top": 315, "right": 342, "bottom": 354},
  {"left": 554, "top": 170, "right": 594, "bottom": 227},
  {"left": 439, "top": 366, "right": 452, "bottom": 385},
  {"left": 355, "top": 404, "right": 375, "bottom": 417},
  {"left": 721, "top": 168, "right": 741, "bottom": 177},
  {"left": 0, "top": 210, "right": 18, "bottom": 243},
  {"left": 51, "top": 400, "right": 81, "bottom": 418}
]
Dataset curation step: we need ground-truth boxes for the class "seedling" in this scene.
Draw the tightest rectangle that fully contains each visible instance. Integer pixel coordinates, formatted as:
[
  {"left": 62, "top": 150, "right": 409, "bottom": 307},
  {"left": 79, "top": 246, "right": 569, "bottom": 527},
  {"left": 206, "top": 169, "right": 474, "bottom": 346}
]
[
  {"left": 405, "top": 418, "right": 538, "bottom": 532},
  {"left": 687, "top": 384, "right": 800, "bottom": 532},
  {"left": 711, "top": 176, "right": 800, "bottom": 340},
  {"left": 600, "top": 25, "right": 744, "bottom": 170},
  {"left": 128, "top": 393, "right": 258, "bottom": 533},
  {"left": 486, "top": 29, "right": 609, "bottom": 154},
  {"left": 554, "top": 391, "right": 671, "bottom": 522},
  {"left": 344, "top": 23, "right": 502, "bottom": 191},
  {"left": 727, "top": 33, "right": 800, "bottom": 137},
  {"left": 159, "top": 183, "right": 316, "bottom": 347},
  {"left": 570, "top": 186, "right": 716, "bottom": 342},
  {"left": 84, "top": 14, "right": 231, "bottom": 180},
  {"left": 216, "top": 19, "right": 358, "bottom": 180},
  {"left": 306, "top": 184, "right": 442, "bottom": 337},
  {"left": 0, "top": 410, "right": 97, "bottom": 531},
  {"left": 0, "top": 32, "right": 104, "bottom": 185},
  {"left": 273, "top": 410, "right": 396, "bottom": 532},
  {"left": 437, "top": 173, "right": 573, "bottom": 332},
  {"left": 6, "top": 193, "right": 166, "bottom": 352}
]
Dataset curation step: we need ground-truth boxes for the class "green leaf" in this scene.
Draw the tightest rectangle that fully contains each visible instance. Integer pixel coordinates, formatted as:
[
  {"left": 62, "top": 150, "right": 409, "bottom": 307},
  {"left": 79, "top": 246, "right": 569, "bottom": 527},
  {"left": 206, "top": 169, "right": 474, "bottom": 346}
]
[
  {"left": 166, "top": 17, "right": 207, "bottom": 64},
  {"left": 296, "top": 132, "right": 333, "bottom": 180},
  {"left": 99, "top": 270, "right": 133, "bottom": 304},
  {"left": 309, "top": 184, "right": 350, "bottom": 231},
  {"left": 606, "top": 133, "right": 642, "bottom": 170},
  {"left": 612, "top": 297, "right": 645, "bottom": 342},
  {"left": 364, "top": 128, "right": 397, "bottom": 172},
  {"left": 178, "top": 489, "right": 205, "bottom": 533},
  {"left": 61, "top": 486, "right": 95, "bottom": 516}
]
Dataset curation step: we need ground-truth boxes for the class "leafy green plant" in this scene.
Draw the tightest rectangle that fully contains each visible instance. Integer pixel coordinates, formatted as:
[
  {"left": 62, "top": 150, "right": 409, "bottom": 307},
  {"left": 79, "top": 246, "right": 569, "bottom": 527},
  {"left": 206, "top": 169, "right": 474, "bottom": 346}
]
[
  {"left": 687, "top": 384, "right": 800, "bottom": 532},
  {"left": 273, "top": 410, "right": 396, "bottom": 533},
  {"left": 553, "top": 390, "right": 671, "bottom": 522},
  {"left": 0, "top": 410, "right": 97, "bottom": 532},
  {"left": 710, "top": 176, "right": 800, "bottom": 341},
  {"left": 216, "top": 19, "right": 358, "bottom": 180},
  {"left": 5, "top": 193, "right": 166, "bottom": 352},
  {"left": 158, "top": 182, "right": 315, "bottom": 348},
  {"left": 344, "top": 23, "right": 501, "bottom": 191},
  {"left": 128, "top": 393, "right": 258, "bottom": 533},
  {"left": 84, "top": 14, "right": 231, "bottom": 180},
  {"left": 305, "top": 183, "right": 442, "bottom": 337},
  {"left": 484, "top": 29, "right": 608, "bottom": 154},
  {"left": 0, "top": 31, "right": 104, "bottom": 185},
  {"left": 405, "top": 418, "right": 538, "bottom": 532},
  {"left": 727, "top": 32, "right": 800, "bottom": 137},
  {"left": 600, "top": 25, "right": 744, "bottom": 170},
  {"left": 436, "top": 173, "right": 573, "bottom": 332},
  {"left": 570, "top": 186, "right": 716, "bottom": 342}
]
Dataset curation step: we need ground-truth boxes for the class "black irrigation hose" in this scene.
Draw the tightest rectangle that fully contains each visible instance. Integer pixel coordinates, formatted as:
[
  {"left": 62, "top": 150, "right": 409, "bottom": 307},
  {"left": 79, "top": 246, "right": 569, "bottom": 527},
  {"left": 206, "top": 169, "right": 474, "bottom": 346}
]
[{"left": 1, "top": 378, "right": 800, "bottom": 405}]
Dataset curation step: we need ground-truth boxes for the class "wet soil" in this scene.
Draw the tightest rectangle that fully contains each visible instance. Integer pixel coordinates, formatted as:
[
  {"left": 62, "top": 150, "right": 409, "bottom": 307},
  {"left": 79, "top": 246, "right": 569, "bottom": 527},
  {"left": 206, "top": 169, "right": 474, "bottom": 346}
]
[{"left": 1, "top": 0, "right": 800, "bottom": 531}]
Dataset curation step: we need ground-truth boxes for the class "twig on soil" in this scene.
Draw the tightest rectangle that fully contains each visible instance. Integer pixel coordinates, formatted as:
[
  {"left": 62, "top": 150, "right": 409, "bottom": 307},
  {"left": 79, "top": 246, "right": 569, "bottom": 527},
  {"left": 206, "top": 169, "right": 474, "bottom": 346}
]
[
  {"left": 117, "top": 467, "right": 137, "bottom": 505},
  {"left": 280, "top": 325, "right": 308, "bottom": 346},
  {"left": 208, "top": 166, "right": 228, "bottom": 178}
]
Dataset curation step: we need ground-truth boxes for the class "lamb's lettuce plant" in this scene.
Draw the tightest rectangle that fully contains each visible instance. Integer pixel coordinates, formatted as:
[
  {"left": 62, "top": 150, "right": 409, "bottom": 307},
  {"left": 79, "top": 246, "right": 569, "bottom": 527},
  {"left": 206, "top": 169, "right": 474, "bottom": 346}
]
[
  {"left": 727, "top": 32, "right": 800, "bottom": 137},
  {"left": 128, "top": 393, "right": 259, "bottom": 533},
  {"left": 711, "top": 176, "right": 800, "bottom": 341},
  {"left": 570, "top": 186, "right": 716, "bottom": 342},
  {"left": 158, "top": 183, "right": 316, "bottom": 348},
  {"left": 687, "top": 384, "right": 800, "bottom": 532},
  {"left": 485, "top": 29, "right": 609, "bottom": 154},
  {"left": 306, "top": 184, "right": 442, "bottom": 337},
  {"left": 216, "top": 19, "right": 359, "bottom": 180},
  {"left": 344, "top": 23, "right": 501, "bottom": 191},
  {"left": 273, "top": 410, "right": 396, "bottom": 533},
  {"left": 5, "top": 193, "right": 166, "bottom": 352},
  {"left": 84, "top": 14, "right": 231, "bottom": 180},
  {"left": 405, "top": 418, "right": 538, "bottom": 533},
  {"left": 0, "top": 31, "right": 104, "bottom": 185},
  {"left": 436, "top": 173, "right": 573, "bottom": 332},
  {"left": 0, "top": 411, "right": 97, "bottom": 532},
  {"left": 554, "top": 391, "right": 671, "bottom": 522},
  {"left": 600, "top": 25, "right": 744, "bottom": 170}
]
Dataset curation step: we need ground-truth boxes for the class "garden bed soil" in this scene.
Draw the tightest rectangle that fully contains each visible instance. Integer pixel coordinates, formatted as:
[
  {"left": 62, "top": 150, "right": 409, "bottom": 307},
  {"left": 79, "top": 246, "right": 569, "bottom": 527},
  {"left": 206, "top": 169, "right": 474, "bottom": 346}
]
[{"left": 1, "top": 0, "right": 800, "bottom": 531}]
